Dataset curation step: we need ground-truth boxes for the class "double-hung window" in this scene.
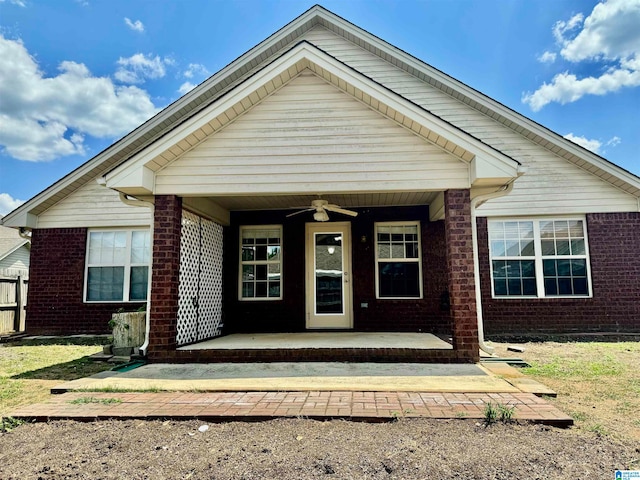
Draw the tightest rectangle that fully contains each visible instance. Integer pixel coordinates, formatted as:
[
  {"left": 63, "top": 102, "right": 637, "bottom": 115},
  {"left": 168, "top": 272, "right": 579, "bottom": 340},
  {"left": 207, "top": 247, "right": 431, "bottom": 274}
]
[
  {"left": 375, "top": 222, "right": 422, "bottom": 298},
  {"left": 489, "top": 218, "right": 591, "bottom": 298},
  {"left": 240, "top": 225, "right": 282, "bottom": 300},
  {"left": 85, "top": 229, "right": 150, "bottom": 302}
]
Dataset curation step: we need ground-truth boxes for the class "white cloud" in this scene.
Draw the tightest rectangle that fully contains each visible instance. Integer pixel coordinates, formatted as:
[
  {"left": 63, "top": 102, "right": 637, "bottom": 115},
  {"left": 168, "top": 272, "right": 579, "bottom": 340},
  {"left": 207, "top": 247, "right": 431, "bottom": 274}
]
[
  {"left": 115, "top": 53, "right": 169, "bottom": 84},
  {"left": 552, "top": 13, "right": 584, "bottom": 45},
  {"left": 563, "top": 133, "right": 622, "bottom": 154},
  {"left": 124, "top": 17, "right": 144, "bottom": 33},
  {"left": 606, "top": 135, "right": 622, "bottom": 147},
  {"left": 0, "top": 193, "right": 24, "bottom": 216},
  {"left": 178, "top": 81, "right": 196, "bottom": 95},
  {"left": 183, "top": 63, "right": 209, "bottom": 79},
  {"left": 564, "top": 133, "right": 602, "bottom": 153},
  {"left": 524, "top": 0, "right": 640, "bottom": 111},
  {"left": 0, "top": 35, "right": 159, "bottom": 161},
  {"left": 0, "top": 0, "right": 27, "bottom": 7},
  {"left": 538, "top": 51, "right": 557, "bottom": 63}
]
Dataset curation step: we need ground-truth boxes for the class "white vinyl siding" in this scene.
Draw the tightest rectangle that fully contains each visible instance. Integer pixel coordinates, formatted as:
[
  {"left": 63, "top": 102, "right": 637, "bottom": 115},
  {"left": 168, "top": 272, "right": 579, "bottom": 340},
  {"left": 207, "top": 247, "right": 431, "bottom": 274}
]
[
  {"left": 85, "top": 229, "right": 151, "bottom": 302},
  {"left": 38, "top": 181, "right": 151, "bottom": 229},
  {"left": 488, "top": 218, "right": 592, "bottom": 298},
  {"left": 375, "top": 222, "right": 423, "bottom": 299},
  {"left": 301, "top": 26, "right": 638, "bottom": 214},
  {"left": 155, "top": 71, "right": 469, "bottom": 195}
]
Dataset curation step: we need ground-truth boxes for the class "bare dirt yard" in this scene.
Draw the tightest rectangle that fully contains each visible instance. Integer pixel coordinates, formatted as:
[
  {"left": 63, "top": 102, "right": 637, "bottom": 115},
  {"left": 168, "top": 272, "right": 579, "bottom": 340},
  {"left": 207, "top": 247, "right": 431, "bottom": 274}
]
[{"left": 0, "top": 339, "right": 638, "bottom": 479}]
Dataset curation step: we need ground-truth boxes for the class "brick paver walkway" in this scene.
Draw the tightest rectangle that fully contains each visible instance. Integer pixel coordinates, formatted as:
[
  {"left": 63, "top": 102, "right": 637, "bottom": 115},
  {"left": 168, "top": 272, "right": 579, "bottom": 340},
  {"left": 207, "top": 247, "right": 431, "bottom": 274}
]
[{"left": 11, "top": 391, "right": 573, "bottom": 427}]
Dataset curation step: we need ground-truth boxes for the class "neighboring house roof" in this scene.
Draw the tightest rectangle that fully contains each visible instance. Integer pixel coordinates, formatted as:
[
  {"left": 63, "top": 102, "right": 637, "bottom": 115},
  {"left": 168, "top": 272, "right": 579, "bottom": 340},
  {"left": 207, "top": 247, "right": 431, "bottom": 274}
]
[
  {"left": 0, "top": 226, "right": 29, "bottom": 262},
  {"left": 2, "top": 4, "right": 639, "bottom": 228}
]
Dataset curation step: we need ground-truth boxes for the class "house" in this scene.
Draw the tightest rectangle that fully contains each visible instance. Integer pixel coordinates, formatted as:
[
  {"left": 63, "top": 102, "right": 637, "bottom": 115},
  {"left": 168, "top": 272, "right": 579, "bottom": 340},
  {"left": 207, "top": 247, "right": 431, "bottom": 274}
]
[
  {"left": 2, "top": 6, "right": 639, "bottom": 363},
  {"left": 0, "top": 225, "right": 30, "bottom": 272},
  {"left": 0, "top": 225, "right": 30, "bottom": 333}
]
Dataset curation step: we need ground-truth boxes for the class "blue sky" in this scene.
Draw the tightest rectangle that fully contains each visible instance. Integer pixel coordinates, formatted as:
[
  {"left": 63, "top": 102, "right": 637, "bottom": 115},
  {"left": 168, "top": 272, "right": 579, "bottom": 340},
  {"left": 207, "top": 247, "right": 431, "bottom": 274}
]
[{"left": 0, "top": 0, "right": 639, "bottom": 215}]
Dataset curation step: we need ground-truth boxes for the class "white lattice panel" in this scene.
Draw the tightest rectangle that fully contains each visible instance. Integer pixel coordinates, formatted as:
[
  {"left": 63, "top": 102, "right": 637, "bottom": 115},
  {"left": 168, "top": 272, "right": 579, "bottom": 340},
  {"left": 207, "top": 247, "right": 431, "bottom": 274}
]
[
  {"left": 177, "top": 211, "right": 201, "bottom": 346},
  {"left": 198, "top": 218, "right": 223, "bottom": 339},
  {"left": 176, "top": 210, "right": 224, "bottom": 346}
]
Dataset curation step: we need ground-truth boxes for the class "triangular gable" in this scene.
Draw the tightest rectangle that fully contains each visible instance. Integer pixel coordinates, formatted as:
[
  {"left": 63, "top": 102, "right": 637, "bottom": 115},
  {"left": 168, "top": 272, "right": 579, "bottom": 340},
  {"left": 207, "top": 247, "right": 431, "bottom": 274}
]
[{"left": 106, "top": 41, "right": 520, "bottom": 196}]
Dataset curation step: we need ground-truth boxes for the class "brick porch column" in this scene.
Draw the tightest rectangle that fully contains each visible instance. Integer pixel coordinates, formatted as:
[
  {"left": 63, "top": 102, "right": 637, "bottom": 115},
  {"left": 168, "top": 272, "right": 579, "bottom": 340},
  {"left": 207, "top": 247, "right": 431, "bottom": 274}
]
[
  {"left": 444, "top": 189, "right": 480, "bottom": 362},
  {"left": 147, "top": 195, "right": 182, "bottom": 361}
]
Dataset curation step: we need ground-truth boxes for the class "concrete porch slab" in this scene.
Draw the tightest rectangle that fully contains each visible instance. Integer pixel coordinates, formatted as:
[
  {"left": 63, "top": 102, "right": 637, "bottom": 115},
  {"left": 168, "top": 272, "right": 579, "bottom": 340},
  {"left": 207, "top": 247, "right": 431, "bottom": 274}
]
[
  {"left": 52, "top": 362, "right": 520, "bottom": 394},
  {"left": 178, "top": 332, "right": 453, "bottom": 351}
]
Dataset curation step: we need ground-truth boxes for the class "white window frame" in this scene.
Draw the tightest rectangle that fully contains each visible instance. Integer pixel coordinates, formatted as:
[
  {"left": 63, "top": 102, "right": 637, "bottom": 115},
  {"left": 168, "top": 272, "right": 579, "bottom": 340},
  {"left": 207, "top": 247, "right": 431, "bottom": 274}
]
[
  {"left": 84, "top": 228, "right": 151, "bottom": 303},
  {"left": 239, "top": 225, "right": 283, "bottom": 301},
  {"left": 374, "top": 221, "right": 423, "bottom": 299},
  {"left": 488, "top": 217, "right": 593, "bottom": 299}
]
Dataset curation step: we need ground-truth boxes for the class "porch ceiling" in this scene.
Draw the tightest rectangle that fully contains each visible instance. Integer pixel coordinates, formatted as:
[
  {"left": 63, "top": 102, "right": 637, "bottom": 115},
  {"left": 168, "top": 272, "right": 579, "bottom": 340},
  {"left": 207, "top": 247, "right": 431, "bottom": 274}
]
[{"left": 196, "top": 191, "right": 439, "bottom": 212}]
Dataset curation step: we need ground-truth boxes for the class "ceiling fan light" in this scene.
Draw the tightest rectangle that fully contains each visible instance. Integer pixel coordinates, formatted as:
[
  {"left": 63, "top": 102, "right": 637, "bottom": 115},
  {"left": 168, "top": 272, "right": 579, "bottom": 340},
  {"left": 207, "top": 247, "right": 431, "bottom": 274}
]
[{"left": 313, "top": 210, "right": 329, "bottom": 222}]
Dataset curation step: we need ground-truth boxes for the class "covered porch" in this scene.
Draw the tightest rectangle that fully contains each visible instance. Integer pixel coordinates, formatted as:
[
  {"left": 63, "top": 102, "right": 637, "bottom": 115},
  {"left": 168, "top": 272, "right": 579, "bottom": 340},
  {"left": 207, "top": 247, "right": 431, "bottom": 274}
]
[{"left": 102, "top": 44, "right": 521, "bottom": 363}]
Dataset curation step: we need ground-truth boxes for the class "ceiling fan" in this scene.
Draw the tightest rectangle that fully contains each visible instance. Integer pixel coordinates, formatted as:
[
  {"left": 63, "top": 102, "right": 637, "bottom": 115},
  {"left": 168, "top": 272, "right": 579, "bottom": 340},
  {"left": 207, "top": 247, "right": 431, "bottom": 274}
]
[{"left": 286, "top": 199, "right": 358, "bottom": 222}]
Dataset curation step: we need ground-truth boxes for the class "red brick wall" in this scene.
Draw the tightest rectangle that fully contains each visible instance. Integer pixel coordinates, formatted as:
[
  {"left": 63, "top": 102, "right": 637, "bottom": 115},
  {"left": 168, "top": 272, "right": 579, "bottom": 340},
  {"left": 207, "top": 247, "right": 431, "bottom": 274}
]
[
  {"left": 26, "top": 228, "right": 144, "bottom": 334},
  {"left": 444, "top": 189, "right": 479, "bottom": 361},
  {"left": 147, "top": 195, "right": 182, "bottom": 358},
  {"left": 478, "top": 213, "right": 640, "bottom": 334}
]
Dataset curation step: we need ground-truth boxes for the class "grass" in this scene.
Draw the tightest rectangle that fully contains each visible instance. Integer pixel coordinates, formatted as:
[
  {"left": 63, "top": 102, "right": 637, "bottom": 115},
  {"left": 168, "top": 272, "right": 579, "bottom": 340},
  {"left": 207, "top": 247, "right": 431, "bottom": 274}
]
[
  {"left": 0, "top": 343, "right": 113, "bottom": 417},
  {"left": 68, "top": 396, "right": 122, "bottom": 405},
  {"left": 494, "top": 341, "right": 640, "bottom": 443}
]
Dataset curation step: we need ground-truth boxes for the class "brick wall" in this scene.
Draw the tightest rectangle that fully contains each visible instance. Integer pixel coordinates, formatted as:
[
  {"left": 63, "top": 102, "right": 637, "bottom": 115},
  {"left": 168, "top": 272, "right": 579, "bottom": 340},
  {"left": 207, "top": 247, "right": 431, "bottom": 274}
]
[
  {"left": 147, "top": 195, "right": 182, "bottom": 359},
  {"left": 26, "top": 228, "right": 144, "bottom": 334},
  {"left": 444, "top": 189, "right": 479, "bottom": 361},
  {"left": 223, "top": 206, "right": 451, "bottom": 334},
  {"left": 478, "top": 213, "right": 640, "bottom": 334}
]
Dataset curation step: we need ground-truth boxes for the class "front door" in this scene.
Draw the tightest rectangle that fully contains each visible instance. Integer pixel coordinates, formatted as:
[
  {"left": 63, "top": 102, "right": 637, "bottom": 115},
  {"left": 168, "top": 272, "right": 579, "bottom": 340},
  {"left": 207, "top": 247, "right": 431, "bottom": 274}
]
[{"left": 305, "top": 222, "right": 353, "bottom": 329}]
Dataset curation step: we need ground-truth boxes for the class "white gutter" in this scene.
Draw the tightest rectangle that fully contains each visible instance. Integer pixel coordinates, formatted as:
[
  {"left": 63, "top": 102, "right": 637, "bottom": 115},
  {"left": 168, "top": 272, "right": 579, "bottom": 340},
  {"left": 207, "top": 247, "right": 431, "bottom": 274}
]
[
  {"left": 117, "top": 191, "right": 155, "bottom": 357},
  {"left": 470, "top": 167, "right": 526, "bottom": 354}
]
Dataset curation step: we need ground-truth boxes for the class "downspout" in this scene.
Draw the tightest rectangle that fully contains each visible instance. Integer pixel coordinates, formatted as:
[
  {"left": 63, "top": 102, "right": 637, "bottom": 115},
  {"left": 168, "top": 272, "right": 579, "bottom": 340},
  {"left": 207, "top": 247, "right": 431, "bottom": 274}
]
[
  {"left": 470, "top": 167, "right": 526, "bottom": 355},
  {"left": 116, "top": 190, "right": 155, "bottom": 357}
]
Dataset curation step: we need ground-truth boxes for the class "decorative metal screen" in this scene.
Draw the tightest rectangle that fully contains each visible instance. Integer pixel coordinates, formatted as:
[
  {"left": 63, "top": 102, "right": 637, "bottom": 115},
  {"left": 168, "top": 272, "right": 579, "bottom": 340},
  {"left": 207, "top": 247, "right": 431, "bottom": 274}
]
[{"left": 176, "top": 210, "right": 224, "bottom": 346}]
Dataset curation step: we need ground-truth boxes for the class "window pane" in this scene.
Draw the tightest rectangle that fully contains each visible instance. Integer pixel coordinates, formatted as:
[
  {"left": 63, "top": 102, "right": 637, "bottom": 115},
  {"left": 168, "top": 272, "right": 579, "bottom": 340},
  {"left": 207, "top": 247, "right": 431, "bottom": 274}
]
[
  {"left": 255, "top": 245, "right": 267, "bottom": 261},
  {"left": 568, "top": 220, "right": 584, "bottom": 237},
  {"left": 571, "top": 259, "right": 586, "bottom": 276},
  {"left": 87, "top": 267, "right": 124, "bottom": 301},
  {"left": 242, "top": 282, "right": 254, "bottom": 298},
  {"left": 541, "top": 240, "right": 555, "bottom": 256},
  {"left": 256, "top": 282, "right": 268, "bottom": 297},
  {"left": 242, "top": 265, "right": 254, "bottom": 281},
  {"left": 242, "top": 246, "right": 255, "bottom": 262},
  {"left": 540, "top": 221, "right": 554, "bottom": 238},
  {"left": 571, "top": 239, "right": 585, "bottom": 255},
  {"left": 378, "top": 244, "right": 390, "bottom": 259},
  {"left": 554, "top": 221, "right": 570, "bottom": 238},
  {"left": 493, "top": 278, "right": 507, "bottom": 296},
  {"left": 492, "top": 260, "right": 507, "bottom": 279},
  {"left": 256, "top": 264, "right": 268, "bottom": 281},
  {"left": 521, "top": 240, "right": 535, "bottom": 256},
  {"left": 267, "top": 246, "right": 280, "bottom": 261},
  {"left": 573, "top": 277, "right": 588, "bottom": 295},
  {"left": 268, "top": 282, "right": 280, "bottom": 298},
  {"left": 543, "top": 259, "right": 588, "bottom": 296},
  {"left": 405, "top": 242, "right": 419, "bottom": 259},
  {"left": 391, "top": 244, "right": 404, "bottom": 258},
  {"left": 556, "top": 240, "right": 571, "bottom": 255},
  {"left": 491, "top": 241, "right": 506, "bottom": 257},
  {"left": 129, "top": 266, "right": 148, "bottom": 301},
  {"left": 378, "top": 262, "right": 420, "bottom": 298},
  {"left": 131, "top": 231, "right": 150, "bottom": 263}
]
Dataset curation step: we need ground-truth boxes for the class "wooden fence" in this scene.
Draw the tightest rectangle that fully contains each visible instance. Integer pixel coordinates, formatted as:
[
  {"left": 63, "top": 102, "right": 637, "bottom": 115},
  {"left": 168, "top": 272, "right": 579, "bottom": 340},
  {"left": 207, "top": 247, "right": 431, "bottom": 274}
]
[{"left": 0, "top": 268, "right": 29, "bottom": 334}]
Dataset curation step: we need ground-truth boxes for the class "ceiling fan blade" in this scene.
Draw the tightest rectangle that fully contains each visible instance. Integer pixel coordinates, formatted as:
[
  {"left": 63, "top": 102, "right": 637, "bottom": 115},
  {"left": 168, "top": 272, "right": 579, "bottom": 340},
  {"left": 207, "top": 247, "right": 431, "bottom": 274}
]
[
  {"left": 324, "top": 205, "right": 358, "bottom": 217},
  {"left": 286, "top": 208, "right": 314, "bottom": 218}
]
